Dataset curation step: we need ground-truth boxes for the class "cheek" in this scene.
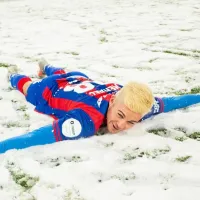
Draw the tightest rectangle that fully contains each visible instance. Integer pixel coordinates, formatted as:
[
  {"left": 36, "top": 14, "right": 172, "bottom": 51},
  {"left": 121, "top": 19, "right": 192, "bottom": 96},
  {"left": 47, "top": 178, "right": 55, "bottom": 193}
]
[
  {"left": 126, "top": 123, "right": 135, "bottom": 129},
  {"left": 107, "top": 108, "right": 114, "bottom": 122}
]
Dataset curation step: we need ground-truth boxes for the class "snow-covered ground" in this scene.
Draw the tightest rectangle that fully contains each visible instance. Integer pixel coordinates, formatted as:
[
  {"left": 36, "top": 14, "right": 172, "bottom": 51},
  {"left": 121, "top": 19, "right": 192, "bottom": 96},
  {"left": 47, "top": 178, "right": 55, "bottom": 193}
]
[{"left": 0, "top": 0, "right": 200, "bottom": 199}]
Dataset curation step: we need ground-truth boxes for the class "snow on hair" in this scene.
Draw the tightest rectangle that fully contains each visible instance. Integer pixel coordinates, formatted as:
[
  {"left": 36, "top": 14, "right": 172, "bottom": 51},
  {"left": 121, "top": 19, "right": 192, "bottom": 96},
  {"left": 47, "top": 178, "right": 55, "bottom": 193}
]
[{"left": 115, "top": 81, "right": 154, "bottom": 115}]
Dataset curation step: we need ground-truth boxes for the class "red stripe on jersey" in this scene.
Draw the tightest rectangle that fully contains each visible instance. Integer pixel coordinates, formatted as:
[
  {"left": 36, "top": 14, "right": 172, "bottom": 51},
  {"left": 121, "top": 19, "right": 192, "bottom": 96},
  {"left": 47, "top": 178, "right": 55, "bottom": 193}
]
[
  {"left": 42, "top": 87, "right": 104, "bottom": 131},
  {"left": 54, "top": 69, "right": 66, "bottom": 75},
  {"left": 53, "top": 121, "right": 59, "bottom": 141},
  {"left": 53, "top": 121, "right": 62, "bottom": 141},
  {"left": 17, "top": 77, "right": 32, "bottom": 94},
  {"left": 55, "top": 121, "right": 62, "bottom": 141},
  {"left": 76, "top": 77, "right": 90, "bottom": 82},
  {"left": 56, "top": 78, "right": 69, "bottom": 89}
]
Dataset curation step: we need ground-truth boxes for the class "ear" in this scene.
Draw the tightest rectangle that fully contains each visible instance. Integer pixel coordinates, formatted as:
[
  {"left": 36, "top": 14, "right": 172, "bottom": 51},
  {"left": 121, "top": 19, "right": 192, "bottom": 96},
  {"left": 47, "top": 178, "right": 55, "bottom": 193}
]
[{"left": 109, "top": 95, "right": 115, "bottom": 105}]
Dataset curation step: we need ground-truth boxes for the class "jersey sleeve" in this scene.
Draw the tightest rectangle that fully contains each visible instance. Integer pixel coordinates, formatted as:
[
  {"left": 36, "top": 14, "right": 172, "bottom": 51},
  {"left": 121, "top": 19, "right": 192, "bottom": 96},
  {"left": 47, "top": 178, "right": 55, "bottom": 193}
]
[
  {"left": 53, "top": 109, "right": 95, "bottom": 141},
  {"left": 141, "top": 97, "right": 164, "bottom": 121},
  {"left": 0, "top": 109, "right": 95, "bottom": 154}
]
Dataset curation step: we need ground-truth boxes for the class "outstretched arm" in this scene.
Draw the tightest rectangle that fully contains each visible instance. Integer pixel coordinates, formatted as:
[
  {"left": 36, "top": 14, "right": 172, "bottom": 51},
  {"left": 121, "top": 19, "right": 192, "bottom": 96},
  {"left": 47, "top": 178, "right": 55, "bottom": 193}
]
[
  {"left": 0, "top": 125, "right": 55, "bottom": 154},
  {"left": 141, "top": 94, "right": 200, "bottom": 121},
  {"left": 0, "top": 109, "right": 95, "bottom": 154}
]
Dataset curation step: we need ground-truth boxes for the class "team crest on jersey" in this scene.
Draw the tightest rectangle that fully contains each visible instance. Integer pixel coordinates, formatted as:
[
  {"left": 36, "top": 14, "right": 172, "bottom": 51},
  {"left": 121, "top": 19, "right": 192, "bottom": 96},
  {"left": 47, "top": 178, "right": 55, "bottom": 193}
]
[
  {"left": 97, "top": 96, "right": 103, "bottom": 107},
  {"left": 153, "top": 99, "right": 160, "bottom": 113}
]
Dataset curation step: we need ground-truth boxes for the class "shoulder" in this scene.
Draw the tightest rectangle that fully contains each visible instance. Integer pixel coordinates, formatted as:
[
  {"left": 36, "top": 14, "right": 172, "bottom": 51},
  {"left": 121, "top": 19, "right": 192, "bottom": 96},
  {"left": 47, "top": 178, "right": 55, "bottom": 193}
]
[{"left": 53, "top": 109, "right": 102, "bottom": 141}]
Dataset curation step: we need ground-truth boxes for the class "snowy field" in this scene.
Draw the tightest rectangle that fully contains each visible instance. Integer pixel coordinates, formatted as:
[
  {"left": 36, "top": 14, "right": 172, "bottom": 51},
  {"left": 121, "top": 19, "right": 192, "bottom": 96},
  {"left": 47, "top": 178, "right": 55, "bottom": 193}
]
[{"left": 0, "top": 0, "right": 200, "bottom": 199}]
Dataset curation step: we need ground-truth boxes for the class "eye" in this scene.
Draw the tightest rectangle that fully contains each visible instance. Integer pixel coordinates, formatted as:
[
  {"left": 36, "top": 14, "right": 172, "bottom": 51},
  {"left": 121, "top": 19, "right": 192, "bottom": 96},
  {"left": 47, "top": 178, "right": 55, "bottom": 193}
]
[
  {"left": 118, "top": 113, "right": 123, "bottom": 118},
  {"left": 128, "top": 121, "right": 135, "bottom": 125}
]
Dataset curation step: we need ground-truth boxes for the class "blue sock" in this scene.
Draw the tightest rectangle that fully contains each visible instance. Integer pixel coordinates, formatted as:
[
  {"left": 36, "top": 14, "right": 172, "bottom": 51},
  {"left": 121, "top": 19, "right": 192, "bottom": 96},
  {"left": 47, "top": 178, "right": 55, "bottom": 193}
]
[
  {"left": 44, "top": 65, "right": 65, "bottom": 76},
  {"left": 10, "top": 74, "right": 32, "bottom": 94}
]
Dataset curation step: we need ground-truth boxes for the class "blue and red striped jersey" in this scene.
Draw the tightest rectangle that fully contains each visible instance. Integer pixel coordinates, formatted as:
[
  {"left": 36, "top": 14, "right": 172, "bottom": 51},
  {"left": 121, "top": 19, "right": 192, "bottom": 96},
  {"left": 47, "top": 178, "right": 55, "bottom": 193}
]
[{"left": 26, "top": 70, "right": 122, "bottom": 141}]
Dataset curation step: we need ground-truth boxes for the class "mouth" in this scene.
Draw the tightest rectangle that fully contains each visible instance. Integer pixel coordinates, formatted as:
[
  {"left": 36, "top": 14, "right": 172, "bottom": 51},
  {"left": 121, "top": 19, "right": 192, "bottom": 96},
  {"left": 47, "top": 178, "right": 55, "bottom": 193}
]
[{"left": 112, "top": 123, "right": 118, "bottom": 131}]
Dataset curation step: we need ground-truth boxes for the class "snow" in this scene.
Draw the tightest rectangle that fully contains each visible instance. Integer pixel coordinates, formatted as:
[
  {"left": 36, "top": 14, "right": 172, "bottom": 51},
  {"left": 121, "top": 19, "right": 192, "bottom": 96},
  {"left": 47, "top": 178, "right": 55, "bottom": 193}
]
[{"left": 0, "top": 0, "right": 200, "bottom": 199}]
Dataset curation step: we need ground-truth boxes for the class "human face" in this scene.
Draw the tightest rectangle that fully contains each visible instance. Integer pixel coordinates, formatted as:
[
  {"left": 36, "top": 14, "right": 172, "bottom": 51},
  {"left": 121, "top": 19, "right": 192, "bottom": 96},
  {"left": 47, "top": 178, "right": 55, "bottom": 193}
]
[{"left": 106, "top": 96, "right": 142, "bottom": 134}]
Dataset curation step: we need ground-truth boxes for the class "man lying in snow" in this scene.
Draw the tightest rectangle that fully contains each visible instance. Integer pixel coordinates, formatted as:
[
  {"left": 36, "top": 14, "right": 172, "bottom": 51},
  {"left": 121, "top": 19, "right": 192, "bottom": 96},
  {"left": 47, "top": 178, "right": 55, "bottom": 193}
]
[{"left": 0, "top": 58, "right": 200, "bottom": 154}]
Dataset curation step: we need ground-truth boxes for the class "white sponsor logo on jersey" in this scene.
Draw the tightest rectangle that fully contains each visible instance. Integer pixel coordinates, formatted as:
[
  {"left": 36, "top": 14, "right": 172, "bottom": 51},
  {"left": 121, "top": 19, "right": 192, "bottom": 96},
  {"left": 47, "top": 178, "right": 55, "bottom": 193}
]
[
  {"left": 89, "top": 84, "right": 121, "bottom": 96},
  {"left": 62, "top": 118, "right": 82, "bottom": 138}
]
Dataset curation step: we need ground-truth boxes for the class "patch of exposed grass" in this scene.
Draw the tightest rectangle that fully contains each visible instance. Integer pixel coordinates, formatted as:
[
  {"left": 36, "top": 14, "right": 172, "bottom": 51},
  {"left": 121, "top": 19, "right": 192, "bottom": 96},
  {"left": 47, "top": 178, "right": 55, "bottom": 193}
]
[
  {"left": 111, "top": 173, "right": 136, "bottom": 181},
  {"left": 71, "top": 155, "right": 82, "bottom": 162},
  {"left": 100, "top": 29, "right": 108, "bottom": 35},
  {"left": 192, "top": 49, "right": 200, "bottom": 54},
  {"left": 159, "top": 34, "right": 170, "bottom": 37},
  {"left": 40, "top": 156, "right": 83, "bottom": 167},
  {"left": 7, "top": 162, "right": 39, "bottom": 191},
  {"left": 175, "top": 136, "right": 187, "bottom": 142},
  {"left": 136, "top": 66, "right": 152, "bottom": 71},
  {"left": 180, "top": 29, "right": 193, "bottom": 32},
  {"left": 21, "top": 56, "right": 38, "bottom": 62},
  {"left": 188, "top": 132, "right": 200, "bottom": 141},
  {"left": 174, "top": 69, "right": 186, "bottom": 75},
  {"left": 112, "top": 65, "right": 120, "bottom": 68},
  {"left": 6, "top": 86, "right": 16, "bottom": 92},
  {"left": 174, "top": 89, "right": 188, "bottom": 95},
  {"left": 16, "top": 105, "right": 28, "bottom": 112},
  {"left": 23, "top": 113, "right": 30, "bottom": 120},
  {"left": 175, "top": 155, "right": 191, "bottom": 162},
  {"left": 149, "top": 58, "right": 159, "bottom": 63},
  {"left": 64, "top": 51, "right": 79, "bottom": 56},
  {"left": 123, "top": 146, "right": 171, "bottom": 161},
  {"left": 163, "top": 50, "right": 190, "bottom": 56},
  {"left": 151, "top": 49, "right": 199, "bottom": 58},
  {"left": 102, "top": 73, "right": 116, "bottom": 78},
  {"left": 0, "top": 63, "right": 10, "bottom": 68},
  {"left": 80, "top": 25, "right": 87, "bottom": 30},
  {"left": 190, "top": 87, "right": 200, "bottom": 94},
  {"left": 99, "top": 37, "right": 108, "bottom": 43},
  {"left": 174, "top": 127, "right": 187, "bottom": 133},
  {"left": 104, "top": 142, "right": 114, "bottom": 147},
  {"left": 174, "top": 86, "right": 200, "bottom": 95},
  {"left": 65, "top": 188, "right": 85, "bottom": 200},
  {"left": 147, "top": 128, "right": 168, "bottom": 136},
  {"left": 3, "top": 121, "right": 21, "bottom": 128},
  {"left": 174, "top": 128, "right": 200, "bottom": 141},
  {"left": 146, "top": 147, "right": 171, "bottom": 158},
  {"left": 124, "top": 153, "right": 137, "bottom": 161},
  {"left": 185, "top": 76, "right": 195, "bottom": 83}
]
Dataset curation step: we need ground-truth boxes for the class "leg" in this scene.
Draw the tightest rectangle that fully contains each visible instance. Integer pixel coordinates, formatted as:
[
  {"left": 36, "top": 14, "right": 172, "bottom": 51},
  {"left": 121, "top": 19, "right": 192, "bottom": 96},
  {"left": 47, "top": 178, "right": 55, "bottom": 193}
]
[
  {"left": 141, "top": 94, "right": 200, "bottom": 121},
  {"left": 10, "top": 74, "right": 32, "bottom": 95},
  {"left": 38, "top": 58, "right": 66, "bottom": 77},
  {"left": 38, "top": 58, "right": 90, "bottom": 79},
  {"left": 10, "top": 73, "right": 57, "bottom": 107}
]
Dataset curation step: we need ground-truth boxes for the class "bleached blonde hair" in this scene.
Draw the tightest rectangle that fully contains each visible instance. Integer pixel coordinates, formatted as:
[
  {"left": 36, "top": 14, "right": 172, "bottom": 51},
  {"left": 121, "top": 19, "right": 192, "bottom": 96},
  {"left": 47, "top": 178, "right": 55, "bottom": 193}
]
[{"left": 115, "top": 81, "right": 154, "bottom": 116}]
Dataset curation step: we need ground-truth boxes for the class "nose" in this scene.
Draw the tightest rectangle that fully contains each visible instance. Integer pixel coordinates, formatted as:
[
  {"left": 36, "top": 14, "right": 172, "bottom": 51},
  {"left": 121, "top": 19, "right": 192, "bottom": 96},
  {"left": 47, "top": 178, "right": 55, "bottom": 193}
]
[{"left": 117, "top": 120, "right": 126, "bottom": 130}]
